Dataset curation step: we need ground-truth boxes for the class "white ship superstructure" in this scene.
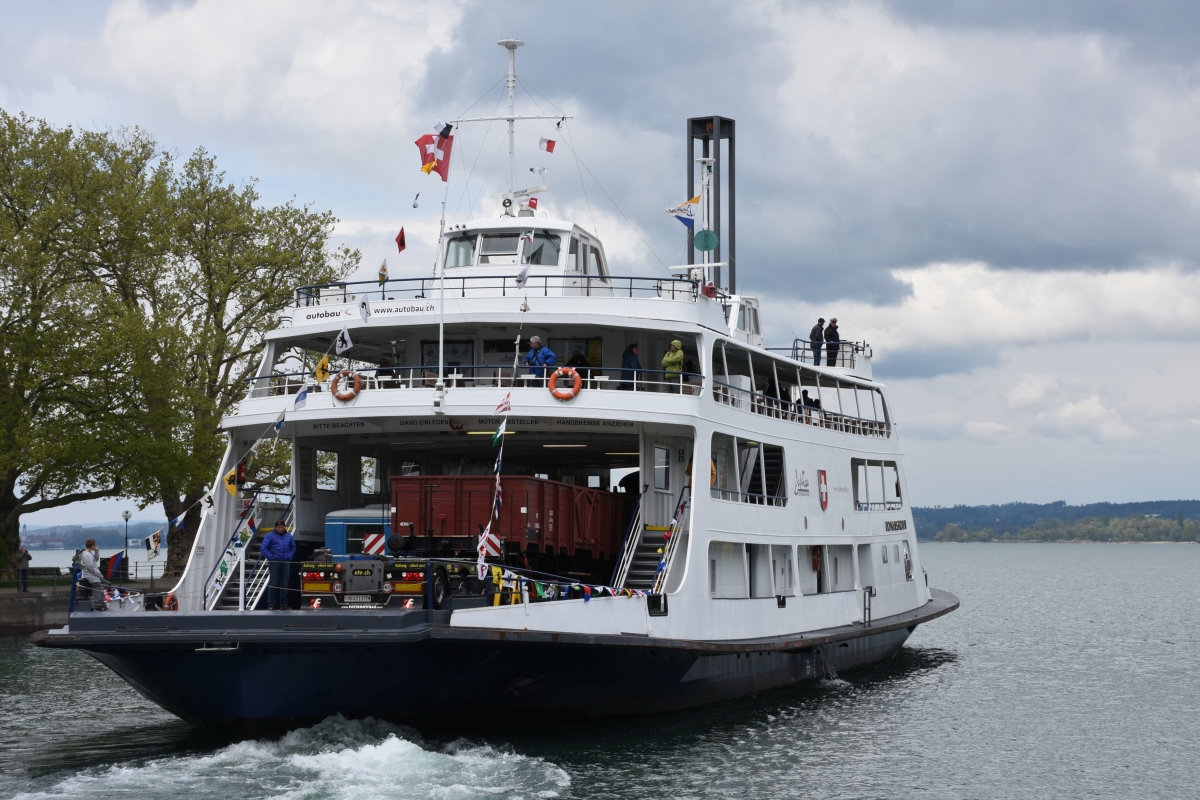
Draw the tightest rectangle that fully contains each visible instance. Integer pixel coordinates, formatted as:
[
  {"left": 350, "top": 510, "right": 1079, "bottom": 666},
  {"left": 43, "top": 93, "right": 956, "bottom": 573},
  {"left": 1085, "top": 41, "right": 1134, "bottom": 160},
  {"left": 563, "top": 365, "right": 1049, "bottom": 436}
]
[{"left": 38, "top": 41, "right": 956, "bottom": 731}]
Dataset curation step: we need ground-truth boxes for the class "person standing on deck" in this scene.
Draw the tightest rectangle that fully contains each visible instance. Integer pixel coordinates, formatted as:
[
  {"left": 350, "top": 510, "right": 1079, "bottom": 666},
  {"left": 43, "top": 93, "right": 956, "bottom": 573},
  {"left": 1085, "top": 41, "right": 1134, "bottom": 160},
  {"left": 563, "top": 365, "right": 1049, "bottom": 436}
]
[
  {"left": 824, "top": 318, "right": 841, "bottom": 367},
  {"left": 619, "top": 344, "right": 641, "bottom": 390},
  {"left": 14, "top": 546, "right": 31, "bottom": 592},
  {"left": 260, "top": 518, "right": 296, "bottom": 610},
  {"left": 662, "top": 340, "right": 685, "bottom": 392},
  {"left": 523, "top": 336, "right": 557, "bottom": 378},
  {"left": 809, "top": 319, "right": 825, "bottom": 365}
]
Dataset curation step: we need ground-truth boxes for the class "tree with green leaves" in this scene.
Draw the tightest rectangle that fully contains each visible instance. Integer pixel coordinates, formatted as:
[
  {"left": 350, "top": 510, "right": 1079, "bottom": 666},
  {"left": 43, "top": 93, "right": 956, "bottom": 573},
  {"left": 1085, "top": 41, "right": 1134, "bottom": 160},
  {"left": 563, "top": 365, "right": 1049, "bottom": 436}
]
[{"left": 0, "top": 110, "right": 169, "bottom": 566}]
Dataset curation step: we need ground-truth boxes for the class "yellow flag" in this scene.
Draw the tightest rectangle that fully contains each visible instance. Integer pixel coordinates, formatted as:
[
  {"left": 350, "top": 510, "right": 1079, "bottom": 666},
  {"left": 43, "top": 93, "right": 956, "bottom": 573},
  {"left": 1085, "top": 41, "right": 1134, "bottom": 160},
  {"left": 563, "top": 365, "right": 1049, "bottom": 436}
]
[
  {"left": 223, "top": 467, "right": 238, "bottom": 497},
  {"left": 421, "top": 160, "right": 436, "bottom": 175},
  {"left": 315, "top": 354, "right": 330, "bottom": 383}
]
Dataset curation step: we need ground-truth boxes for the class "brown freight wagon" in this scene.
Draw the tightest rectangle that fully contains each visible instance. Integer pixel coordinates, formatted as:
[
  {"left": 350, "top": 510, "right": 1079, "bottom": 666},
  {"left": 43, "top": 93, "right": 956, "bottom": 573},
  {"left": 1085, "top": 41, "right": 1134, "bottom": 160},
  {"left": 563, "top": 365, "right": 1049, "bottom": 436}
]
[{"left": 390, "top": 475, "right": 633, "bottom": 562}]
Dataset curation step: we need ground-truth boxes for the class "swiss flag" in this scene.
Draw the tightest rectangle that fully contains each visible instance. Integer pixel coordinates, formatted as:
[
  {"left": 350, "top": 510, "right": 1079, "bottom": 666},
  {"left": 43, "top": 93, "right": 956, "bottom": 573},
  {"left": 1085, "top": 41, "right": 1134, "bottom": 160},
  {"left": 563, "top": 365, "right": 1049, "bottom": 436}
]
[
  {"left": 539, "top": 137, "right": 555, "bottom": 153},
  {"left": 415, "top": 133, "right": 453, "bottom": 181}
]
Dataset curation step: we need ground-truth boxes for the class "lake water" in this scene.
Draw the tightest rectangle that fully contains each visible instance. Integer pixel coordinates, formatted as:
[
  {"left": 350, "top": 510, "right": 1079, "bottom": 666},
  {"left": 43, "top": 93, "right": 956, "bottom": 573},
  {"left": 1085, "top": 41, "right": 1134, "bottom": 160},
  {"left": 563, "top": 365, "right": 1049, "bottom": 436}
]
[{"left": 1, "top": 543, "right": 1197, "bottom": 799}]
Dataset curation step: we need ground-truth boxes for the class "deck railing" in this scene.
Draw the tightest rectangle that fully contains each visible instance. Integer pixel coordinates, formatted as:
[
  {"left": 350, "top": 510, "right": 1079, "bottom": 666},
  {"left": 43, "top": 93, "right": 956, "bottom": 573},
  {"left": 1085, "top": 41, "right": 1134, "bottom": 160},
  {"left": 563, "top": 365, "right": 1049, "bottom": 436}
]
[
  {"left": 764, "top": 339, "right": 872, "bottom": 369},
  {"left": 246, "top": 366, "right": 705, "bottom": 398},
  {"left": 294, "top": 274, "right": 712, "bottom": 306},
  {"left": 712, "top": 379, "right": 892, "bottom": 438},
  {"left": 709, "top": 487, "right": 788, "bottom": 506}
]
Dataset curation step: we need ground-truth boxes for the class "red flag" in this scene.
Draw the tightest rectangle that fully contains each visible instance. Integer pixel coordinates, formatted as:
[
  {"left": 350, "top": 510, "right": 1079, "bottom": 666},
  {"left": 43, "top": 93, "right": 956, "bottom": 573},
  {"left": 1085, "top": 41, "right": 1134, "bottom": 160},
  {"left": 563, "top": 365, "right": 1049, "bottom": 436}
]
[
  {"left": 527, "top": 197, "right": 538, "bottom": 210},
  {"left": 539, "top": 137, "right": 555, "bottom": 153},
  {"left": 415, "top": 133, "right": 453, "bottom": 182},
  {"left": 395, "top": 227, "right": 406, "bottom": 254}
]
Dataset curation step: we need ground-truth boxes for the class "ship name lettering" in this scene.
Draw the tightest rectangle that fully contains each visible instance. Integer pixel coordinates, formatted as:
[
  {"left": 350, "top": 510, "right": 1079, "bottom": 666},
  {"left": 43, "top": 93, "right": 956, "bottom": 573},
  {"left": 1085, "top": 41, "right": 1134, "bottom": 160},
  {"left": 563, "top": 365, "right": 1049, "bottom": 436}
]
[{"left": 885, "top": 520, "right": 907, "bottom": 531}]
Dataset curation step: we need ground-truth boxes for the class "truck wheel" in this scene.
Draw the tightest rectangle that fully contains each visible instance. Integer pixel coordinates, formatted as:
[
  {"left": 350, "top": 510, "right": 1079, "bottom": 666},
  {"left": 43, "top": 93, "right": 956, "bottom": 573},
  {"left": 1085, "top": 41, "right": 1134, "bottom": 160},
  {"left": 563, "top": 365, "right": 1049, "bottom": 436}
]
[{"left": 431, "top": 567, "right": 449, "bottom": 610}]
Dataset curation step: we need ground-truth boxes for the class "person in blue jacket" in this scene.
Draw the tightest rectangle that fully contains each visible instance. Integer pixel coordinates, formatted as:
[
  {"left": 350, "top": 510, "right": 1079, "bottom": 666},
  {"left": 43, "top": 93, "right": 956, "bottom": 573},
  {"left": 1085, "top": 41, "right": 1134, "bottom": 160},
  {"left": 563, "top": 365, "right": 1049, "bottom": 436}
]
[
  {"left": 260, "top": 518, "right": 296, "bottom": 610},
  {"left": 523, "top": 336, "right": 557, "bottom": 378},
  {"left": 619, "top": 343, "right": 641, "bottom": 390}
]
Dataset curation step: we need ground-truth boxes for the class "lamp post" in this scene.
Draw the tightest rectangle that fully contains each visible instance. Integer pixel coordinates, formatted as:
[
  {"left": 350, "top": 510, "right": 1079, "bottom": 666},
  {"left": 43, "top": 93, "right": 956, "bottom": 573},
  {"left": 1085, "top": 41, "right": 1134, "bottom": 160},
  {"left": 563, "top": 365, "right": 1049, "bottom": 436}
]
[{"left": 122, "top": 510, "right": 132, "bottom": 581}]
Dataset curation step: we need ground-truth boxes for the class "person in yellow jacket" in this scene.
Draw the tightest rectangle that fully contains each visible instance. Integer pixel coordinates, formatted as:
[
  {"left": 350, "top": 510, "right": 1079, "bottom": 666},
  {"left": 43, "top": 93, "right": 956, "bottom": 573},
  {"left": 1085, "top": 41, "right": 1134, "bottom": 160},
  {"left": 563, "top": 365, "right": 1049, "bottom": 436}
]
[{"left": 662, "top": 340, "right": 684, "bottom": 393}]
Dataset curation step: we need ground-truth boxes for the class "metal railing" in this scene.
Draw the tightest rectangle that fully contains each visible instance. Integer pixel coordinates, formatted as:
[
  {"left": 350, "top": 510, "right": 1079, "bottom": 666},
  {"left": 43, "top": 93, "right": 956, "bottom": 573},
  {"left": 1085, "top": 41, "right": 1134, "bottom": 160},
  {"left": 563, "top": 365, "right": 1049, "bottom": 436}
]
[
  {"left": 855, "top": 501, "right": 903, "bottom": 512},
  {"left": 712, "top": 379, "right": 892, "bottom": 438},
  {"left": 610, "top": 493, "right": 644, "bottom": 587},
  {"left": 294, "top": 274, "right": 710, "bottom": 306},
  {"left": 651, "top": 486, "right": 691, "bottom": 594},
  {"left": 243, "top": 497, "right": 296, "bottom": 611},
  {"left": 246, "top": 365, "right": 705, "bottom": 398},
  {"left": 767, "top": 339, "right": 872, "bottom": 369},
  {"left": 709, "top": 487, "right": 787, "bottom": 506}
]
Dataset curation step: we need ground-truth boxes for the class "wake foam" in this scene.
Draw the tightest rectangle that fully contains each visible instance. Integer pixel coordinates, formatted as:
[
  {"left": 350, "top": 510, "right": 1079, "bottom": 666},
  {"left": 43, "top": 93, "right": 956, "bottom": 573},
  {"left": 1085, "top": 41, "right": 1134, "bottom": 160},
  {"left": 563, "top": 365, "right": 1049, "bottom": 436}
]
[{"left": 13, "top": 716, "right": 570, "bottom": 800}]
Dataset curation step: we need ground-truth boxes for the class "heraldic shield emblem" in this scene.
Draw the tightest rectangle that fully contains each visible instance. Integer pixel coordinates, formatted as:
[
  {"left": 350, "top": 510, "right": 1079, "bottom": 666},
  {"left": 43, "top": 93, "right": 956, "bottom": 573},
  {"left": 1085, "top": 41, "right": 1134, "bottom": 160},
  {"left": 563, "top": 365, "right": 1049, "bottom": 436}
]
[{"left": 818, "top": 469, "right": 829, "bottom": 510}]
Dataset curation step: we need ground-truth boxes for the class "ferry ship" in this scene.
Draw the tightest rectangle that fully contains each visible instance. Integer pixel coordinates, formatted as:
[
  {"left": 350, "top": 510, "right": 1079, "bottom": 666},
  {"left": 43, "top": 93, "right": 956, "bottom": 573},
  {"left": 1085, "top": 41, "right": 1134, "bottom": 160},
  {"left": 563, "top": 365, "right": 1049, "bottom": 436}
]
[{"left": 36, "top": 40, "right": 957, "bottom": 733}]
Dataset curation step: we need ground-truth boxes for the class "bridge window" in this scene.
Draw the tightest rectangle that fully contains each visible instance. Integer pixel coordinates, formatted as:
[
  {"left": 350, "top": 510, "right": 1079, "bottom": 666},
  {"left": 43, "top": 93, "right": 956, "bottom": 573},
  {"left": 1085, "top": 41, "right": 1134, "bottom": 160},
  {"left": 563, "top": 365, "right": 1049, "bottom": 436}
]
[
  {"left": 852, "top": 459, "right": 902, "bottom": 511},
  {"left": 479, "top": 233, "right": 520, "bottom": 264},
  {"left": 445, "top": 233, "right": 477, "bottom": 267},
  {"left": 710, "top": 432, "right": 786, "bottom": 506},
  {"left": 523, "top": 233, "right": 561, "bottom": 265}
]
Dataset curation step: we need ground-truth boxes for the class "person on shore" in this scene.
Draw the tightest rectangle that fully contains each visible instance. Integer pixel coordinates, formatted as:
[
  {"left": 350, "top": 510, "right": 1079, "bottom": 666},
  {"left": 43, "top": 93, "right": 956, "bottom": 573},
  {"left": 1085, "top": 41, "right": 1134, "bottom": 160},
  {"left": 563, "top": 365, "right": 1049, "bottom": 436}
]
[
  {"left": 661, "top": 340, "right": 685, "bottom": 393},
  {"left": 78, "top": 539, "right": 106, "bottom": 611},
  {"left": 523, "top": 336, "right": 557, "bottom": 379},
  {"left": 809, "top": 318, "right": 824, "bottom": 365},
  {"left": 824, "top": 318, "right": 841, "bottom": 367},
  {"left": 619, "top": 343, "right": 641, "bottom": 390},
  {"left": 14, "top": 546, "right": 32, "bottom": 592},
  {"left": 260, "top": 518, "right": 296, "bottom": 610}
]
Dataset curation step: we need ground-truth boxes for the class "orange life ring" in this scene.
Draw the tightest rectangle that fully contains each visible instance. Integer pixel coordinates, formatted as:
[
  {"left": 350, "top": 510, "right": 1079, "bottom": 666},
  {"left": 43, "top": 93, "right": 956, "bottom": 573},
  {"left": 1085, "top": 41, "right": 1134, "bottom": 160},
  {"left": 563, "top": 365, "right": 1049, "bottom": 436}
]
[
  {"left": 163, "top": 593, "right": 179, "bottom": 611},
  {"left": 331, "top": 369, "right": 362, "bottom": 401},
  {"left": 548, "top": 367, "right": 582, "bottom": 401}
]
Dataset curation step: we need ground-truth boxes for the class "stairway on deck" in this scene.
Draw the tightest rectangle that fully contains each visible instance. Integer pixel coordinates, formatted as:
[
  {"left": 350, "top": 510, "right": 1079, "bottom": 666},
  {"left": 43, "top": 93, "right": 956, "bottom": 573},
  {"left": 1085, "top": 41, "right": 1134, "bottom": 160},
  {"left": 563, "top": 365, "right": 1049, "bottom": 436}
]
[
  {"left": 622, "top": 527, "right": 671, "bottom": 590},
  {"left": 217, "top": 527, "right": 268, "bottom": 610}
]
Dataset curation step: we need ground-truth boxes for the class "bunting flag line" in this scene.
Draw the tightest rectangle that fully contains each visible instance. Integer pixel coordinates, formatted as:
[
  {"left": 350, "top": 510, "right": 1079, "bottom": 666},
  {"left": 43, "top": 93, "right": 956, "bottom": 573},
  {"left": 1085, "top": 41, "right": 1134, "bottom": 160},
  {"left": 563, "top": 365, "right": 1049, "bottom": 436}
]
[
  {"left": 294, "top": 384, "right": 309, "bottom": 410},
  {"left": 412, "top": 193, "right": 419, "bottom": 209},
  {"left": 495, "top": 392, "right": 511, "bottom": 414},
  {"left": 526, "top": 197, "right": 539, "bottom": 210},
  {"left": 529, "top": 166, "right": 547, "bottom": 180},
  {"left": 359, "top": 300, "right": 371, "bottom": 323},
  {"left": 539, "top": 137, "right": 555, "bottom": 153},
  {"left": 396, "top": 227, "right": 406, "bottom": 254},
  {"left": 492, "top": 416, "right": 508, "bottom": 446},
  {"left": 223, "top": 466, "right": 239, "bottom": 497},
  {"left": 273, "top": 408, "right": 286, "bottom": 433},
  {"left": 334, "top": 326, "right": 354, "bottom": 355},
  {"left": 142, "top": 530, "right": 162, "bottom": 560},
  {"left": 515, "top": 263, "right": 530, "bottom": 289},
  {"left": 200, "top": 493, "right": 215, "bottom": 511},
  {"left": 434, "top": 119, "right": 453, "bottom": 138},
  {"left": 666, "top": 195, "right": 701, "bottom": 229},
  {"left": 105, "top": 551, "right": 124, "bottom": 579},
  {"left": 378, "top": 259, "right": 388, "bottom": 286},
  {"left": 314, "top": 355, "right": 331, "bottom": 383},
  {"left": 170, "top": 514, "right": 184, "bottom": 531}
]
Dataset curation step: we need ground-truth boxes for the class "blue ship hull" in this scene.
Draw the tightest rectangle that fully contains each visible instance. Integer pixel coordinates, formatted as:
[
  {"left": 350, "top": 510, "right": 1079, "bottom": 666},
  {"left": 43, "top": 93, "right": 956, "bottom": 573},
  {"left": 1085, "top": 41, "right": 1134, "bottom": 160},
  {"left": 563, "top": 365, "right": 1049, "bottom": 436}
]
[{"left": 36, "top": 590, "right": 958, "bottom": 735}]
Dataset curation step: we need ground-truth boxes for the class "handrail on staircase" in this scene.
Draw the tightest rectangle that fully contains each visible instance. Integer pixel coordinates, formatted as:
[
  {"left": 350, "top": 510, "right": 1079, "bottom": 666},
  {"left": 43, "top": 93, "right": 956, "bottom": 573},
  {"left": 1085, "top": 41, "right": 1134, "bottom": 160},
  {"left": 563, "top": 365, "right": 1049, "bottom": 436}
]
[
  {"left": 610, "top": 492, "right": 644, "bottom": 587},
  {"left": 651, "top": 485, "right": 692, "bottom": 594},
  {"left": 202, "top": 497, "right": 260, "bottom": 610}
]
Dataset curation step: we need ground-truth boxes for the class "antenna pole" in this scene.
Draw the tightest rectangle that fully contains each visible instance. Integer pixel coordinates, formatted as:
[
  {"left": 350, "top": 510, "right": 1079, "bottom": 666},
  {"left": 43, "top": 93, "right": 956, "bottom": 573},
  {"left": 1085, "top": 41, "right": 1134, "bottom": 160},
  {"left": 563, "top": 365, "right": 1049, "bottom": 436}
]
[
  {"left": 500, "top": 38, "right": 524, "bottom": 214},
  {"left": 434, "top": 198, "right": 447, "bottom": 412}
]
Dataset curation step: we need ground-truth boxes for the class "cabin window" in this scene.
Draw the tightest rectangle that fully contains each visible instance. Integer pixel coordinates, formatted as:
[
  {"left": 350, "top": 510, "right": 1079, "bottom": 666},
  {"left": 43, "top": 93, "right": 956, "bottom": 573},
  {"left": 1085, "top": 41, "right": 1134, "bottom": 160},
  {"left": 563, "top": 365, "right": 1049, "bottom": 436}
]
[
  {"left": 852, "top": 459, "right": 902, "bottom": 511},
  {"left": 653, "top": 446, "right": 670, "bottom": 491},
  {"left": 882, "top": 546, "right": 888, "bottom": 564},
  {"left": 479, "top": 233, "right": 520, "bottom": 264},
  {"left": 445, "top": 234, "right": 477, "bottom": 267},
  {"left": 710, "top": 432, "right": 786, "bottom": 506},
  {"left": 360, "top": 457, "right": 380, "bottom": 495},
  {"left": 568, "top": 237, "right": 581, "bottom": 271},
  {"left": 316, "top": 450, "right": 339, "bottom": 492},
  {"left": 588, "top": 245, "right": 607, "bottom": 277},
  {"left": 894, "top": 544, "right": 900, "bottom": 564},
  {"left": 523, "top": 233, "right": 562, "bottom": 266}
]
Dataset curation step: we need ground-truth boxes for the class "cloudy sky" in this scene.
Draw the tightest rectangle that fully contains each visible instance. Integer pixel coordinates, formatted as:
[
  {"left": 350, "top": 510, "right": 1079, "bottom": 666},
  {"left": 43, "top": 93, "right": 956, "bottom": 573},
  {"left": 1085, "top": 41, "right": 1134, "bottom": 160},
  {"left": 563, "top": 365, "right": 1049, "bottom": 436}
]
[{"left": 5, "top": 0, "right": 1199, "bottom": 526}]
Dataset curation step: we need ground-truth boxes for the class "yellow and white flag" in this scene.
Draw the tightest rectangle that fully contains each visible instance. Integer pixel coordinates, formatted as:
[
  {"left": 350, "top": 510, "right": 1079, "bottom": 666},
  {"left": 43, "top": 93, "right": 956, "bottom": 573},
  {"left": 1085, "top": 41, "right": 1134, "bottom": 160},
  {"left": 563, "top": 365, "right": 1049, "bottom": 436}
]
[{"left": 315, "top": 354, "right": 330, "bottom": 383}]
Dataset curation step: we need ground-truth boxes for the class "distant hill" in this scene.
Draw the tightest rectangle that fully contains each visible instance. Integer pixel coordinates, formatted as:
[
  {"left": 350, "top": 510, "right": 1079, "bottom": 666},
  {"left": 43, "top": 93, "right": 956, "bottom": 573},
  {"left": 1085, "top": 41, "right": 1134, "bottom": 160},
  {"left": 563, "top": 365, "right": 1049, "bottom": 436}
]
[
  {"left": 21, "top": 522, "right": 168, "bottom": 551},
  {"left": 913, "top": 500, "right": 1200, "bottom": 542}
]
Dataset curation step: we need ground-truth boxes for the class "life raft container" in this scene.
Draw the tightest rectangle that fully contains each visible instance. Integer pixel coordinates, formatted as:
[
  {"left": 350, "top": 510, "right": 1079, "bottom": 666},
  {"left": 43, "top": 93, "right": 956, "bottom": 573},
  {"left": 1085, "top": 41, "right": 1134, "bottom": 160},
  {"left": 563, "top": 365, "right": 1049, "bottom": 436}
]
[
  {"left": 331, "top": 369, "right": 362, "bottom": 401},
  {"left": 548, "top": 366, "right": 582, "bottom": 400}
]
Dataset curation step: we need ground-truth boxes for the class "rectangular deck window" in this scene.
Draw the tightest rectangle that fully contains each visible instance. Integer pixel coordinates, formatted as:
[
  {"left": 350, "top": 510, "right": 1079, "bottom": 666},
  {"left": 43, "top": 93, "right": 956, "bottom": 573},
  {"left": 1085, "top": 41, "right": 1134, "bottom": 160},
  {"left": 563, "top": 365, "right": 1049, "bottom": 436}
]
[
  {"left": 852, "top": 458, "right": 903, "bottom": 511},
  {"left": 316, "top": 450, "right": 339, "bottom": 492},
  {"left": 654, "top": 446, "right": 670, "bottom": 491},
  {"left": 710, "top": 432, "right": 786, "bottom": 506}
]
